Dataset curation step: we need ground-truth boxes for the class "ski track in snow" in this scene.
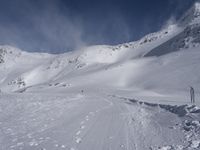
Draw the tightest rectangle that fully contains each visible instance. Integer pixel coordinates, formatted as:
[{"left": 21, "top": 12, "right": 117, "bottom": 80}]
[
  {"left": 0, "top": 93, "right": 200, "bottom": 150},
  {"left": 1, "top": 3, "right": 200, "bottom": 150}
]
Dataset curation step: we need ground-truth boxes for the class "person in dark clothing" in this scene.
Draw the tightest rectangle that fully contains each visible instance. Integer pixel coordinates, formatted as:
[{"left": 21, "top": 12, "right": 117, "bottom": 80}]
[{"left": 190, "top": 87, "right": 195, "bottom": 104}]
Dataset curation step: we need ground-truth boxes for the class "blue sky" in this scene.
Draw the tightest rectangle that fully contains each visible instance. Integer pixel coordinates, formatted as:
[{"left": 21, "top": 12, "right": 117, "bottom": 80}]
[{"left": 0, "top": 0, "right": 195, "bottom": 53}]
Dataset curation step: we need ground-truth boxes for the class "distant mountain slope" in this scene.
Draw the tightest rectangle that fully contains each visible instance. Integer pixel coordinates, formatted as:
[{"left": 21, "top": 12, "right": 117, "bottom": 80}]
[
  {"left": 178, "top": 1, "right": 200, "bottom": 26},
  {"left": 0, "top": 2, "right": 200, "bottom": 99},
  {"left": 145, "top": 1, "right": 200, "bottom": 57},
  {"left": 144, "top": 24, "right": 200, "bottom": 57}
]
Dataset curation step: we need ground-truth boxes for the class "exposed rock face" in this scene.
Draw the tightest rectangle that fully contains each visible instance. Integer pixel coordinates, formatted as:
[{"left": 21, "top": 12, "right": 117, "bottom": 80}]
[
  {"left": 0, "top": 48, "right": 6, "bottom": 63},
  {"left": 144, "top": 24, "right": 200, "bottom": 57},
  {"left": 144, "top": 2, "right": 200, "bottom": 57}
]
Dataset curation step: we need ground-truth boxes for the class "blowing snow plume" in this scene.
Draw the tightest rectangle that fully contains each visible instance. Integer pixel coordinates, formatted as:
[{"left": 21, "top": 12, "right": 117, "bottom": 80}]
[{"left": 1, "top": 1, "right": 200, "bottom": 150}]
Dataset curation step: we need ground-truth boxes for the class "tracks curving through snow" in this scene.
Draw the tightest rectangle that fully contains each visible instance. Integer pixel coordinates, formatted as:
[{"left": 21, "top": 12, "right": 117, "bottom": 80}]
[{"left": 1, "top": 93, "right": 199, "bottom": 150}]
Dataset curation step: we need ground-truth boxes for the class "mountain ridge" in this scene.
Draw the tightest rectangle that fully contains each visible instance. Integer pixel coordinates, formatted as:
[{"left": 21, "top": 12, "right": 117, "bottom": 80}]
[{"left": 0, "top": 2, "right": 200, "bottom": 99}]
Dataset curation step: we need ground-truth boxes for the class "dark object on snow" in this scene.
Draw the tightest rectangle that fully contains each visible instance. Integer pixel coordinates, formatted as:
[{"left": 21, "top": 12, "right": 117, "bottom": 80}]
[{"left": 190, "top": 87, "right": 195, "bottom": 104}]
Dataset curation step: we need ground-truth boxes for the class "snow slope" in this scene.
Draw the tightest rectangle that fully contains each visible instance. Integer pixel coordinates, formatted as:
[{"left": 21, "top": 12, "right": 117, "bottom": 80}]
[
  {"left": 0, "top": 23, "right": 183, "bottom": 93},
  {"left": 1, "top": 2, "right": 200, "bottom": 150},
  {"left": 1, "top": 92, "right": 200, "bottom": 150}
]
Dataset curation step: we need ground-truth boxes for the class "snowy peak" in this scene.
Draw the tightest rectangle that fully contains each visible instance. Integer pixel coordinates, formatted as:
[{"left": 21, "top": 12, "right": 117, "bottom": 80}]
[
  {"left": 0, "top": 45, "right": 22, "bottom": 54},
  {"left": 194, "top": 1, "right": 200, "bottom": 14},
  {"left": 144, "top": 2, "right": 200, "bottom": 57},
  {"left": 0, "top": 45, "right": 22, "bottom": 64},
  {"left": 1, "top": 3, "right": 200, "bottom": 93},
  {"left": 0, "top": 45, "right": 54, "bottom": 66},
  {"left": 179, "top": 1, "right": 200, "bottom": 26}
]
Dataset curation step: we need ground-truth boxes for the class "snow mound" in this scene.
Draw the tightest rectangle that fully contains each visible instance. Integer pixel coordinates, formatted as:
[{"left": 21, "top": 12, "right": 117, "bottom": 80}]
[
  {"left": 122, "top": 96, "right": 200, "bottom": 118},
  {"left": 122, "top": 96, "right": 200, "bottom": 150}
]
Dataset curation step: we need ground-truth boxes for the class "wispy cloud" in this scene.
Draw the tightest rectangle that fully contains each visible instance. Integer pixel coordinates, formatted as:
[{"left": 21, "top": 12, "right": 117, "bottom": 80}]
[
  {"left": 0, "top": 0, "right": 86, "bottom": 53},
  {"left": 0, "top": 0, "right": 196, "bottom": 53}
]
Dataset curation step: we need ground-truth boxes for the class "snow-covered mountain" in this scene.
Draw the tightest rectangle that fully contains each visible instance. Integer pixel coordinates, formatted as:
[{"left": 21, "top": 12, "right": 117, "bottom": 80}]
[
  {"left": 0, "top": 2, "right": 200, "bottom": 101},
  {"left": 179, "top": 1, "right": 200, "bottom": 26},
  {"left": 2, "top": 2, "right": 200, "bottom": 150},
  {"left": 145, "top": 2, "right": 200, "bottom": 57}
]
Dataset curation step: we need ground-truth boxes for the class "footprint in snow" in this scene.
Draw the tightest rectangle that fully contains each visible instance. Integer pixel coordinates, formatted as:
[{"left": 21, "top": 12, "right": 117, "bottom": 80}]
[
  {"left": 80, "top": 125, "right": 85, "bottom": 129},
  {"left": 61, "top": 145, "right": 66, "bottom": 148},
  {"left": 29, "top": 139, "right": 39, "bottom": 146},
  {"left": 75, "top": 137, "right": 82, "bottom": 144},
  {"left": 76, "top": 130, "right": 81, "bottom": 135},
  {"left": 85, "top": 116, "right": 89, "bottom": 121}
]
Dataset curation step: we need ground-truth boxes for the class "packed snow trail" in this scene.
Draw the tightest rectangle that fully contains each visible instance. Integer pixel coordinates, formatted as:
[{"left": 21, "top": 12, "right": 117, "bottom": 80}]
[{"left": 0, "top": 92, "right": 200, "bottom": 150}]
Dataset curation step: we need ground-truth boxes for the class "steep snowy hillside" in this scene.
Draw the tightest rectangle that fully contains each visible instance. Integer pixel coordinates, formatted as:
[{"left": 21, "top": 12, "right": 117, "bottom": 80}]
[
  {"left": 179, "top": 1, "right": 200, "bottom": 26},
  {"left": 0, "top": 2, "right": 199, "bottom": 98},
  {"left": 145, "top": 1, "right": 200, "bottom": 57},
  {"left": 1, "top": 2, "right": 200, "bottom": 150},
  {"left": 0, "top": 25, "right": 180, "bottom": 92},
  {"left": 0, "top": 46, "right": 54, "bottom": 92}
]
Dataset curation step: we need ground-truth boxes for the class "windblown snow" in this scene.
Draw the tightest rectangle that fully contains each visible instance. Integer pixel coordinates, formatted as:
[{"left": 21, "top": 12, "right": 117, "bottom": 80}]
[{"left": 1, "top": 2, "right": 200, "bottom": 150}]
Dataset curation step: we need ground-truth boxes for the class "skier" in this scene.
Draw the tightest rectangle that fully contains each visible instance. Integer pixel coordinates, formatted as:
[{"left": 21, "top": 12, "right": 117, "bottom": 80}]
[{"left": 190, "top": 86, "right": 195, "bottom": 104}]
